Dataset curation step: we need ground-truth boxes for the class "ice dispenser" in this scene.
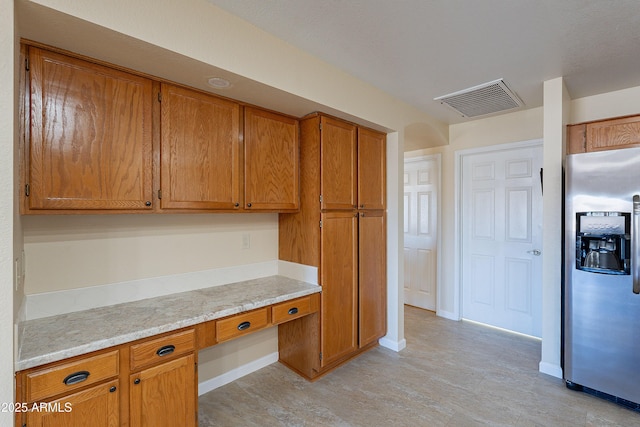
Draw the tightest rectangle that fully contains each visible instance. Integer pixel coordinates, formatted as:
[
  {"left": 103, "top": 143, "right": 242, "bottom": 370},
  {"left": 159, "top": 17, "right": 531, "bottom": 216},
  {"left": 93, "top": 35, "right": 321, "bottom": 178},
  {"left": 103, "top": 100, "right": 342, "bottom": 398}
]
[{"left": 576, "top": 212, "right": 630, "bottom": 275}]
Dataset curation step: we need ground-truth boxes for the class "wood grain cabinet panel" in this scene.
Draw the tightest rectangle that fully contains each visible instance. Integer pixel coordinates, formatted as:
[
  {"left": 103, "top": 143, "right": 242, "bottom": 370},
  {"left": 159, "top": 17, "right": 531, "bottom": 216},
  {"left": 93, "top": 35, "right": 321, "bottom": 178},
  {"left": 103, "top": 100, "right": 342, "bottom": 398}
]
[
  {"left": 567, "top": 115, "right": 640, "bottom": 155},
  {"left": 129, "top": 354, "right": 196, "bottom": 427},
  {"left": 244, "top": 107, "right": 299, "bottom": 210},
  {"left": 25, "top": 350, "right": 119, "bottom": 402},
  {"left": 358, "top": 211, "right": 387, "bottom": 347},
  {"left": 586, "top": 115, "right": 640, "bottom": 152},
  {"left": 216, "top": 308, "right": 270, "bottom": 342},
  {"left": 130, "top": 329, "right": 195, "bottom": 371},
  {"left": 278, "top": 113, "right": 387, "bottom": 379},
  {"left": 320, "top": 116, "right": 358, "bottom": 210},
  {"left": 26, "top": 379, "right": 120, "bottom": 427},
  {"left": 320, "top": 211, "right": 359, "bottom": 367},
  {"left": 160, "top": 83, "right": 241, "bottom": 210},
  {"left": 27, "top": 47, "right": 153, "bottom": 210},
  {"left": 357, "top": 128, "right": 386, "bottom": 210},
  {"left": 272, "top": 295, "right": 313, "bottom": 325}
]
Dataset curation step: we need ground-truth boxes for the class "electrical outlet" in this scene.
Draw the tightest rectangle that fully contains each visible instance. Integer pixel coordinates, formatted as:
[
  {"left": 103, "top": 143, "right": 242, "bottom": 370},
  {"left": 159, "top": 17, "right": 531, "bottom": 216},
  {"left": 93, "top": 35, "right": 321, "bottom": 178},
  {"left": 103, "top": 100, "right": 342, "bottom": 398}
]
[{"left": 242, "top": 234, "right": 250, "bottom": 250}]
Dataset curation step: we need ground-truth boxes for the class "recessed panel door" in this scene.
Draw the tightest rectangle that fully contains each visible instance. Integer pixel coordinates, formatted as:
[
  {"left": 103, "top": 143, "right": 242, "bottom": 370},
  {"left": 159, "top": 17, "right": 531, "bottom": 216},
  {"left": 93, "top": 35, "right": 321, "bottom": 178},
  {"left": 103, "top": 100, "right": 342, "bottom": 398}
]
[
  {"left": 320, "top": 211, "right": 358, "bottom": 366},
  {"left": 404, "top": 156, "right": 439, "bottom": 311},
  {"left": 461, "top": 144, "right": 542, "bottom": 337},
  {"left": 320, "top": 117, "right": 357, "bottom": 210}
]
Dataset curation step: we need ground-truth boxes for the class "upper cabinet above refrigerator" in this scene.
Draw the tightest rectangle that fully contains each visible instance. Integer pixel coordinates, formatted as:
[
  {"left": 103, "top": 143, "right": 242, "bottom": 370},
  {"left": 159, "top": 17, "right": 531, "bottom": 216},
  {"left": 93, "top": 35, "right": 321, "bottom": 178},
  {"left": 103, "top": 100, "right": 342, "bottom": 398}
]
[{"left": 567, "top": 114, "right": 640, "bottom": 155}]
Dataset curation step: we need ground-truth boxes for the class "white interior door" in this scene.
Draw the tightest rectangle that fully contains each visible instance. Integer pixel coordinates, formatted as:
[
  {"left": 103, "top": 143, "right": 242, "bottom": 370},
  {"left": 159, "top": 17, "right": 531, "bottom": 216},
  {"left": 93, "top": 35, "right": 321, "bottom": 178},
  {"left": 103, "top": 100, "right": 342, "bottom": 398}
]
[
  {"left": 461, "top": 143, "right": 542, "bottom": 337},
  {"left": 404, "top": 155, "right": 439, "bottom": 311}
]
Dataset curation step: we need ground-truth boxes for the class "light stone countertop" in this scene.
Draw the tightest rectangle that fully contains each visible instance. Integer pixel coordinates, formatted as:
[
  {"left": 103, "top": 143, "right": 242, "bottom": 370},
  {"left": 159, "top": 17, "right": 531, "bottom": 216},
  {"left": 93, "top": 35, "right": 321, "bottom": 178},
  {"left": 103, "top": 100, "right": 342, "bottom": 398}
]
[{"left": 16, "top": 275, "right": 321, "bottom": 371}]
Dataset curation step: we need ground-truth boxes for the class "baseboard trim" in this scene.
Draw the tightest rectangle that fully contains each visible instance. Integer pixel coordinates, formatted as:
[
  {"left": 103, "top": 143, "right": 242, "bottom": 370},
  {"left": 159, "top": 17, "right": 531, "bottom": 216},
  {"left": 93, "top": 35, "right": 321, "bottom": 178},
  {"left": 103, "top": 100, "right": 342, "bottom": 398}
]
[
  {"left": 539, "top": 361, "right": 563, "bottom": 379},
  {"left": 379, "top": 337, "right": 406, "bottom": 352},
  {"left": 198, "top": 352, "right": 279, "bottom": 396}
]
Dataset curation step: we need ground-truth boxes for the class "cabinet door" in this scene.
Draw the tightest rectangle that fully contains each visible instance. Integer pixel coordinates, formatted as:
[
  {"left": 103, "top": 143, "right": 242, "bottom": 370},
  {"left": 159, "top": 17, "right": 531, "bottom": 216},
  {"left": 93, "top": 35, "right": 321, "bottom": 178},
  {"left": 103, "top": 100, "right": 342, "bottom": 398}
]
[
  {"left": 586, "top": 115, "right": 640, "bottom": 152},
  {"left": 28, "top": 47, "right": 153, "bottom": 210},
  {"left": 358, "top": 211, "right": 387, "bottom": 347},
  {"left": 320, "top": 117, "right": 357, "bottom": 210},
  {"left": 160, "top": 83, "right": 241, "bottom": 210},
  {"left": 320, "top": 211, "right": 358, "bottom": 367},
  {"left": 130, "top": 353, "right": 196, "bottom": 427},
  {"left": 358, "top": 128, "right": 386, "bottom": 210},
  {"left": 244, "top": 107, "right": 299, "bottom": 210},
  {"left": 26, "top": 379, "right": 119, "bottom": 427}
]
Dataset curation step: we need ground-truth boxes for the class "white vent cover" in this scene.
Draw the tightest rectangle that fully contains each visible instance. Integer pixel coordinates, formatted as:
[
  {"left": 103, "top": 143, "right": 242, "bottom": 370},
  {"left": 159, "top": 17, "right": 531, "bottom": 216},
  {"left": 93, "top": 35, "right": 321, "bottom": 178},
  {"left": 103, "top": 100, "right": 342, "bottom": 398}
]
[{"left": 434, "top": 79, "right": 523, "bottom": 118}]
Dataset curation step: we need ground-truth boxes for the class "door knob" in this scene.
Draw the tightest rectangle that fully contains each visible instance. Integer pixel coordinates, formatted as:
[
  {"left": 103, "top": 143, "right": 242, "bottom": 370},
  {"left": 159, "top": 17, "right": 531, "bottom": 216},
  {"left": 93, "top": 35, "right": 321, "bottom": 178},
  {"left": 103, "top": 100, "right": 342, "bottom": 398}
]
[{"left": 527, "top": 249, "right": 542, "bottom": 256}]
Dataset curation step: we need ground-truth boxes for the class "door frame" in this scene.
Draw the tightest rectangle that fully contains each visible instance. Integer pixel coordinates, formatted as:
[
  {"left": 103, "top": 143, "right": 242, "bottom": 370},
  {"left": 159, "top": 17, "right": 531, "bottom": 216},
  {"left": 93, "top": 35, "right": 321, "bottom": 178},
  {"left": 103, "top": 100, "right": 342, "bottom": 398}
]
[
  {"left": 453, "top": 139, "right": 543, "bottom": 321},
  {"left": 403, "top": 153, "right": 442, "bottom": 314}
]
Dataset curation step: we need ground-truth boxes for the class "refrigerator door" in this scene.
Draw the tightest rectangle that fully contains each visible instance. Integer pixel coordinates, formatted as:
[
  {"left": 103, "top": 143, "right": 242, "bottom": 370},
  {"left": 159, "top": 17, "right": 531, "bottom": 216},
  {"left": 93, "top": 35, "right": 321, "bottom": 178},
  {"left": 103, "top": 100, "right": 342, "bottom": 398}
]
[{"left": 565, "top": 147, "right": 640, "bottom": 404}]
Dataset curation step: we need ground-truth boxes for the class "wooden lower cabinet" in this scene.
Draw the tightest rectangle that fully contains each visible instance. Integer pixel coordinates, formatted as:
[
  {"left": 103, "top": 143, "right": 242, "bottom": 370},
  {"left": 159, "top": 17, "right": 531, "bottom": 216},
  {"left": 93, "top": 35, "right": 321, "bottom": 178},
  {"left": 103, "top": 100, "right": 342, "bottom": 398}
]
[
  {"left": 26, "top": 379, "right": 120, "bottom": 427},
  {"left": 129, "top": 354, "right": 196, "bottom": 427},
  {"left": 358, "top": 211, "right": 387, "bottom": 348},
  {"left": 320, "top": 211, "right": 359, "bottom": 367}
]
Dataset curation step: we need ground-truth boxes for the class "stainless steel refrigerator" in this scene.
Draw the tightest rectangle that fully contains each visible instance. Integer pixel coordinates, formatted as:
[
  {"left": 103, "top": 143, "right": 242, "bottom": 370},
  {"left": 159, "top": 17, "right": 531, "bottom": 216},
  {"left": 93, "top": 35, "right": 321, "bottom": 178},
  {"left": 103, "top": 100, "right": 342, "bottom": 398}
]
[{"left": 564, "top": 147, "right": 640, "bottom": 406}]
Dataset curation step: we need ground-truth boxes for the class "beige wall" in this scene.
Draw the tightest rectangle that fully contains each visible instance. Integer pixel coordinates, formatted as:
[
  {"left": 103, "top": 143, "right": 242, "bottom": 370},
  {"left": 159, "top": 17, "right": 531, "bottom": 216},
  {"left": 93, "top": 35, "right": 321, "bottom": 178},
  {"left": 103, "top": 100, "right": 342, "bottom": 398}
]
[
  {"left": 23, "top": 214, "right": 278, "bottom": 294},
  {"left": 571, "top": 85, "right": 640, "bottom": 123}
]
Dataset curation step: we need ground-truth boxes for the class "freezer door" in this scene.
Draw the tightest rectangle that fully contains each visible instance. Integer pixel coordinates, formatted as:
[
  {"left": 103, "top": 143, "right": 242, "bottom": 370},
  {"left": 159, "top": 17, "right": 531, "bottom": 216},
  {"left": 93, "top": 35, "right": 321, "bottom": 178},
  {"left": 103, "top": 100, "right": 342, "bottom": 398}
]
[{"left": 564, "top": 148, "right": 640, "bottom": 404}]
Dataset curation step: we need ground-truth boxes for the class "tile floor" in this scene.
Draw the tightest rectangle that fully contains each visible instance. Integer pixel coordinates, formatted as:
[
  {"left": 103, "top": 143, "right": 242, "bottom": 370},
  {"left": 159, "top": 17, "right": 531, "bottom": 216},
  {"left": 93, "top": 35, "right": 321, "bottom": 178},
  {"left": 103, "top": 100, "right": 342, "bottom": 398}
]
[{"left": 198, "top": 306, "right": 639, "bottom": 426}]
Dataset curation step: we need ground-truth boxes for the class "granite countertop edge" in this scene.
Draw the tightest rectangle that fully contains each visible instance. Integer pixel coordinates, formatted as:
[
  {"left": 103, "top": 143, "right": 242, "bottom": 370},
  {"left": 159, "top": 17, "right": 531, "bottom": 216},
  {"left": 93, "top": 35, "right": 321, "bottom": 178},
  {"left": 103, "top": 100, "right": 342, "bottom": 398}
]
[{"left": 16, "top": 276, "right": 320, "bottom": 371}]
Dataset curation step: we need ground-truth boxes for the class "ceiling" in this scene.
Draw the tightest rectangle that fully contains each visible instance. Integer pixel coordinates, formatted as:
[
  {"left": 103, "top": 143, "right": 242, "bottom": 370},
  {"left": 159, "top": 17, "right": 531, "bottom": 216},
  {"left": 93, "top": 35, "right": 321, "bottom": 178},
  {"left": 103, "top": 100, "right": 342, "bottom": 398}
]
[{"left": 207, "top": 0, "right": 640, "bottom": 124}]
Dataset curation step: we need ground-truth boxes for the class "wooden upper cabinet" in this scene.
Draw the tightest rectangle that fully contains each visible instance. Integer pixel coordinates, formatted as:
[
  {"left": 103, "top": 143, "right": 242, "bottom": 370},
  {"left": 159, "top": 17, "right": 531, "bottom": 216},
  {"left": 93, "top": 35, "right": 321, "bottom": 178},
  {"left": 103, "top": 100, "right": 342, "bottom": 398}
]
[
  {"left": 160, "top": 83, "right": 241, "bottom": 210},
  {"left": 27, "top": 47, "right": 153, "bottom": 210},
  {"left": 587, "top": 115, "right": 640, "bottom": 152},
  {"left": 567, "top": 115, "right": 640, "bottom": 155},
  {"left": 320, "top": 116, "right": 358, "bottom": 210},
  {"left": 357, "top": 128, "right": 386, "bottom": 210},
  {"left": 244, "top": 107, "right": 299, "bottom": 210}
]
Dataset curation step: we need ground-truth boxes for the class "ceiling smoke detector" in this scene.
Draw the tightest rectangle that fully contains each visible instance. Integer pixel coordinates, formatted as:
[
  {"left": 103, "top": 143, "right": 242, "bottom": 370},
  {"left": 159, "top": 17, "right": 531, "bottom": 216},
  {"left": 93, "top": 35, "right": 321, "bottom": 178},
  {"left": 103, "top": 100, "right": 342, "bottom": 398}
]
[{"left": 434, "top": 79, "right": 523, "bottom": 118}]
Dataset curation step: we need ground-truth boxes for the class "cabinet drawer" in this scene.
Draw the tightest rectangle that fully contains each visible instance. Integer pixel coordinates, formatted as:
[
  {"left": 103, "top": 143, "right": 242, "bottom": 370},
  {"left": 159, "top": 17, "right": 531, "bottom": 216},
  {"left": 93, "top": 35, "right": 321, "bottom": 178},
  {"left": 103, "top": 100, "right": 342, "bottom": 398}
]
[
  {"left": 272, "top": 296, "right": 313, "bottom": 325},
  {"left": 216, "top": 308, "right": 270, "bottom": 342},
  {"left": 130, "top": 329, "right": 195, "bottom": 371},
  {"left": 25, "top": 350, "right": 119, "bottom": 402}
]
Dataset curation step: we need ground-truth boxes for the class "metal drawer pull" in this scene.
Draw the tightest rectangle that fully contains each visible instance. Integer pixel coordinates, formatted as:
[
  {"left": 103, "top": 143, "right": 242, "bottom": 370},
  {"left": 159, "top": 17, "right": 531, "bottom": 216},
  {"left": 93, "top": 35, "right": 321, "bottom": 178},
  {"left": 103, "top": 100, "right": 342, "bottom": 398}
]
[
  {"left": 237, "top": 321, "right": 251, "bottom": 331},
  {"left": 63, "top": 371, "right": 90, "bottom": 386},
  {"left": 156, "top": 345, "right": 176, "bottom": 357},
  {"left": 288, "top": 307, "right": 299, "bottom": 315}
]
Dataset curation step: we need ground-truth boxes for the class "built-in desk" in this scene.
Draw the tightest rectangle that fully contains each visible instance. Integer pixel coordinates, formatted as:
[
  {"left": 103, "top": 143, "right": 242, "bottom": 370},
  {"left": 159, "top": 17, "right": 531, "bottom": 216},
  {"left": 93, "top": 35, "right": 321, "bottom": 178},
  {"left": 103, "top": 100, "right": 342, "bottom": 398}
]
[{"left": 14, "top": 276, "right": 321, "bottom": 427}]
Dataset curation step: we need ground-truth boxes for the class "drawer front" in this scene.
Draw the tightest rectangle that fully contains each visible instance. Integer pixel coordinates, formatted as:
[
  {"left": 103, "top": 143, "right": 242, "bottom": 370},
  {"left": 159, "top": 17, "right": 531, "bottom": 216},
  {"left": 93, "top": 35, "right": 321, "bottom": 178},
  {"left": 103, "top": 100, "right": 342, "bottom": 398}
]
[
  {"left": 26, "top": 350, "right": 119, "bottom": 402},
  {"left": 216, "top": 308, "right": 269, "bottom": 342},
  {"left": 272, "top": 296, "right": 313, "bottom": 325},
  {"left": 130, "top": 329, "right": 195, "bottom": 371}
]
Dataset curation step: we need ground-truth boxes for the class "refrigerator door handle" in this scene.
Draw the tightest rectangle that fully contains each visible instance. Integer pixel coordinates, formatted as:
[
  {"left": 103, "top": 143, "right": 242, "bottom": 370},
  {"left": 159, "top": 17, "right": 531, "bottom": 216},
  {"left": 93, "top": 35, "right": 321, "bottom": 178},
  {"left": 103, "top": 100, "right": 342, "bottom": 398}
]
[{"left": 633, "top": 195, "right": 640, "bottom": 294}]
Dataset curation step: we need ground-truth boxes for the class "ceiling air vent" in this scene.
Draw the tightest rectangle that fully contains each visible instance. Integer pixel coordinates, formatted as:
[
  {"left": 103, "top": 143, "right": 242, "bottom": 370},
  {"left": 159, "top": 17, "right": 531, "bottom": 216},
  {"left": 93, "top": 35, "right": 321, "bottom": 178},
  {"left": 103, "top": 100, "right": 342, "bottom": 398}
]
[{"left": 434, "top": 79, "right": 523, "bottom": 118}]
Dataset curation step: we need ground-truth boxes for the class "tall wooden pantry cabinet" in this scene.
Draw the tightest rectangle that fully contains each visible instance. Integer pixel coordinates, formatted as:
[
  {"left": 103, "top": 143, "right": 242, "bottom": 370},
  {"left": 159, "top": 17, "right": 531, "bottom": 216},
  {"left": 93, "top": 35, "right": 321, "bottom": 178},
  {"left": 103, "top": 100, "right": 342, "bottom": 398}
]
[{"left": 278, "top": 113, "right": 386, "bottom": 379}]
